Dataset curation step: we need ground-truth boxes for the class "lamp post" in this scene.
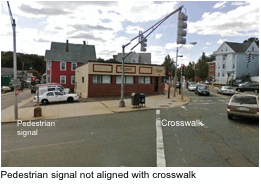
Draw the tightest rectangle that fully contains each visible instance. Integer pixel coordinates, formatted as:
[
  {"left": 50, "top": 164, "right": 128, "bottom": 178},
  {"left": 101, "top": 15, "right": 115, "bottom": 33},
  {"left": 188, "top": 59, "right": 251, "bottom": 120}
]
[{"left": 173, "top": 42, "right": 197, "bottom": 97}]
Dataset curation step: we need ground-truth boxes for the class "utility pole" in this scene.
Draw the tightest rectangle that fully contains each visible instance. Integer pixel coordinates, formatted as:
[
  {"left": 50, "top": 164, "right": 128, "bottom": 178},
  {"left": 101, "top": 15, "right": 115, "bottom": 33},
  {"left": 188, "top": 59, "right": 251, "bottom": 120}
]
[
  {"left": 119, "top": 45, "right": 126, "bottom": 107},
  {"left": 7, "top": 1, "right": 18, "bottom": 119}
]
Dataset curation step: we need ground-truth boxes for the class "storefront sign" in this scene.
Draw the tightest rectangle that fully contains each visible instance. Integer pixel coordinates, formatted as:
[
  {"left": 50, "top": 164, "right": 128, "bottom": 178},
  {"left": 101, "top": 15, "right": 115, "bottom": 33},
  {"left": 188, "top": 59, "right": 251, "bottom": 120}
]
[{"left": 116, "top": 65, "right": 136, "bottom": 74}]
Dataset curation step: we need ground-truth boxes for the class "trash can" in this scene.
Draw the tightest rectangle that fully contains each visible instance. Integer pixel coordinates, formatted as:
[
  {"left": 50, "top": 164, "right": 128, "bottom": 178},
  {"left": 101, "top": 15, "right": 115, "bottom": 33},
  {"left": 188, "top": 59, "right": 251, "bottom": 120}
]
[
  {"left": 131, "top": 93, "right": 140, "bottom": 107},
  {"left": 139, "top": 93, "right": 146, "bottom": 106}
]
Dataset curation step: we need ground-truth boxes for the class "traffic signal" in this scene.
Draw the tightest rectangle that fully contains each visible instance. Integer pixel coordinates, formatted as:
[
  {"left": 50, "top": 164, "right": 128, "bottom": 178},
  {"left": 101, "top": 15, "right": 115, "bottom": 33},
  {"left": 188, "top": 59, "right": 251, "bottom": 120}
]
[
  {"left": 140, "top": 34, "right": 147, "bottom": 52},
  {"left": 181, "top": 64, "right": 185, "bottom": 76},
  {"left": 177, "top": 12, "right": 188, "bottom": 44},
  {"left": 247, "top": 53, "right": 251, "bottom": 63},
  {"left": 31, "top": 76, "right": 35, "bottom": 81}
]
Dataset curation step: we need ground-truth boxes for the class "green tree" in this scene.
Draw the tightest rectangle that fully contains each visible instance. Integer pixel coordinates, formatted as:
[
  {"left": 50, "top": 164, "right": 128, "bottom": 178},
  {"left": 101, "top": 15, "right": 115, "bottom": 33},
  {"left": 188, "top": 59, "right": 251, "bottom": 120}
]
[
  {"left": 243, "top": 37, "right": 259, "bottom": 46},
  {"left": 161, "top": 54, "right": 174, "bottom": 79},
  {"left": 185, "top": 61, "right": 195, "bottom": 80},
  {"left": 97, "top": 57, "right": 105, "bottom": 62},
  {"left": 195, "top": 52, "right": 209, "bottom": 81}
]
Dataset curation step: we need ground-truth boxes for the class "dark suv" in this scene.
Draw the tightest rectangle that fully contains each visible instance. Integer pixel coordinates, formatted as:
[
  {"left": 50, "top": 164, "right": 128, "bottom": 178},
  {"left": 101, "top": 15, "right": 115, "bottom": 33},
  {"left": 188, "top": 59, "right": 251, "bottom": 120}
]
[{"left": 235, "top": 83, "right": 259, "bottom": 93}]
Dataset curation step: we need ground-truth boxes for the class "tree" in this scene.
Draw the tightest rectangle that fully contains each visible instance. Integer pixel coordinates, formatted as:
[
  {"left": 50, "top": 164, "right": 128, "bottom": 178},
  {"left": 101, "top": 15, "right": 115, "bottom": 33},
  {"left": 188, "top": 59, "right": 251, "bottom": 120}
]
[
  {"left": 97, "top": 57, "right": 105, "bottom": 62},
  {"left": 161, "top": 55, "right": 174, "bottom": 79},
  {"left": 243, "top": 37, "right": 259, "bottom": 46},
  {"left": 195, "top": 53, "right": 209, "bottom": 81},
  {"left": 185, "top": 61, "right": 195, "bottom": 80}
]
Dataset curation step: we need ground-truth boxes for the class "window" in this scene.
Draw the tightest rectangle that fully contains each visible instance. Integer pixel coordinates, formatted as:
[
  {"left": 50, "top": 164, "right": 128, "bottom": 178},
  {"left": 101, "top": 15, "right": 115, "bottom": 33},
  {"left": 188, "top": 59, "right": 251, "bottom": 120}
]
[
  {"left": 133, "top": 59, "right": 136, "bottom": 63},
  {"left": 252, "top": 55, "right": 254, "bottom": 60},
  {"left": 233, "top": 64, "right": 235, "bottom": 68},
  {"left": 71, "top": 62, "right": 77, "bottom": 71},
  {"left": 223, "top": 56, "right": 226, "bottom": 60},
  {"left": 252, "top": 47, "right": 254, "bottom": 51},
  {"left": 233, "top": 54, "right": 235, "bottom": 59},
  {"left": 116, "top": 76, "right": 134, "bottom": 84},
  {"left": 47, "top": 61, "right": 50, "bottom": 70},
  {"left": 93, "top": 75, "right": 111, "bottom": 84},
  {"left": 218, "top": 73, "right": 220, "bottom": 77},
  {"left": 209, "top": 68, "right": 213, "bottom": 72},
  {"left": 47, "top": 92, "right": 54, "bottom": 96},
  {"left": 226, "top": 48, "right": 227, "bottom": 51},
  {"left": 71, "top": 76, "right": 75, "bottom": 84},
  {"left": 60, "top": 76, "right": 66, "bottom": 84},
  {"left": 218, "top": 65, "right": 220, "bottom": 69},
  {"left": 48, "top": 87, "right": 55, "bottom": 91},
  {"left": 223, "top": 64, "right": 225, "bottom": 69},
  {"left": 222, "top": 73, "right": 225, "bottom": 77},
  {"left": 82, "top": 77, "right": 84, "bottom": 83},
  {"left": 138, "top": 76, "right": 151, "bottom": 84},
  {"left": 60, "top": 62, "right": 66, "bottom": 71},
  {"left": 55, "top": 92, "right": 63, "bottom": 96}
]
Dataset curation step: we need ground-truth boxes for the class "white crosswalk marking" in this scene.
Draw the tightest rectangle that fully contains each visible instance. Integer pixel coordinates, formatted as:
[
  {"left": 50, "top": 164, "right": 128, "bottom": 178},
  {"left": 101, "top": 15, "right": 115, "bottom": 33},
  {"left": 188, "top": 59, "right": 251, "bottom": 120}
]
[{"left": 156, "top": 110, "right": 166, "bottom": 167}]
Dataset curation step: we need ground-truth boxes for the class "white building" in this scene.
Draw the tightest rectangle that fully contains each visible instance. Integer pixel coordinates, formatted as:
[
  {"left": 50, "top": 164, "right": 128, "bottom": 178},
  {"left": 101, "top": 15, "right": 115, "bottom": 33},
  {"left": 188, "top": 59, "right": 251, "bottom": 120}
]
[{"left": 214, "top": 41, "right": 259, "bottom": 84}]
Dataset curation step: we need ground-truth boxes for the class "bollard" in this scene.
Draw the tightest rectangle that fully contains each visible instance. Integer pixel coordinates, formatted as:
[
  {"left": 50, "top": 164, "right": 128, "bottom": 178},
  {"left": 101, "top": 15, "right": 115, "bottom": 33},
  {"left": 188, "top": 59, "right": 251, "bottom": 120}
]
[{"left": 34, "top": 106, "right": 42, "bottom": 117}]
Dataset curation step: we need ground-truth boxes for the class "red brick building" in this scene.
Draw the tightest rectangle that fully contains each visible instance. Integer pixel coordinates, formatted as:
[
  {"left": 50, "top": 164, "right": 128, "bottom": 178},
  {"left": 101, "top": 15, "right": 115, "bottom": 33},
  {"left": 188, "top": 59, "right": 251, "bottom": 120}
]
[
  {"left": 75, "top": 61, "right": 166, "bottom": 98},
  {"left": 207, "top": 61, "right": 216, "bottom": 81},
  {"left": 44, "top": 40, "right": 96, "bottom": 89}
]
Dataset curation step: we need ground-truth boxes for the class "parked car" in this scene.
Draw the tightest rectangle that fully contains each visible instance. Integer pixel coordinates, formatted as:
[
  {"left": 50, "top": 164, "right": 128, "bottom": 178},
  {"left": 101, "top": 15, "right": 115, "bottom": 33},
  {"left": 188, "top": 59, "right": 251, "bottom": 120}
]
[
  {"left": 33, "top": 91, "right": 79, "bottom": 105},
  {"left": 36, "top": 84, "right": 70, "bottom": 95},
  {"left": 188, "top": 83, "right": 197, "bottom": 91},
  {"left": 217, "top": 86, "right": 235, "bottom": 95},
  {"left": 1, "top": 86, "right": 11, "bottom": 93},
  {"left": 195, "top": 85, "right": 210, "bottom": 96},
  {"left": 238, "top": 82, "right": 249, "bottom": 87},
  {"left": 235, "top": 83, "right": 259, "bottom": 93},
  {"left": 233, "top": 79, "right": 245, "bottom": 86},
  {"left": 227, "top": 94, "right": 259, "bottom": 120}
]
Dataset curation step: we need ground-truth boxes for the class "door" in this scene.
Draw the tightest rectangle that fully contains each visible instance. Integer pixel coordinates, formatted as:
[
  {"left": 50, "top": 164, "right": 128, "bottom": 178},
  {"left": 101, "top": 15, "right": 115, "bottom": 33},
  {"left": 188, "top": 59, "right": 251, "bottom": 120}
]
[
  {"left": 154, "top": 77, "right": 159, "bottom": 92},
  {"left": 54, "top": 91, "right": 66, "bottom": 101},
  {"left": 46, "top": 92, "right": 55, "bottom": 102}
]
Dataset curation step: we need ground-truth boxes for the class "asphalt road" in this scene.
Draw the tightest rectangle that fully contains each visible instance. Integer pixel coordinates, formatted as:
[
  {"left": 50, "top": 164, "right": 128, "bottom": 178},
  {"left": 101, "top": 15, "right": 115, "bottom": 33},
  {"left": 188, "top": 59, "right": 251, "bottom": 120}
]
[
  {"left": 1, "top": 88, "right": 259, "bottom": 167},
  {"left": 1, "top": 89, "right": 33, "bottom": 110}
]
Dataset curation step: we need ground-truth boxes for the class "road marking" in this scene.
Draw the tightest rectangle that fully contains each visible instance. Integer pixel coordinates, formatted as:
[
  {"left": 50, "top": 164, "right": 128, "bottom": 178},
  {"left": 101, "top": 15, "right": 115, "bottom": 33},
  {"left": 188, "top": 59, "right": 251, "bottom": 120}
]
[
  {"left": 175, "top": 134, "right": 177, "bottom": 137},
  {"left": 181, "top": 106, "right": 188, "bottom": 110},
  {"left": 177, "top": 140, "right": 180, "bottom": 143},
  {"left": 1, "top": 139, "right": 84, "bottom": 153},
  {"left": 183, "top": 158, "right": 186, "bottom": 163},
  {"left": 156, "top": 110, "right": 166, "bottom": 167},
  {"left": 180, "top": 148, "right": 183, "bottom": 152}
]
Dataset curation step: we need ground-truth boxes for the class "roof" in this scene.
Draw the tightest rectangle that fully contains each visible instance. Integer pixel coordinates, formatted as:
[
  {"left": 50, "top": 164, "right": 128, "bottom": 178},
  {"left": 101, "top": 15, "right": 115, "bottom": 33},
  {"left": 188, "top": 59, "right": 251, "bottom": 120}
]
[
  {"left": 44, "top": 42, "right": 96, "bottom": 62},
  {"left": 225, "top": 42, "right": 252, "bottom": 53},
  {"left": 116, "top": 52, "right": 151, "bottom": 64}
]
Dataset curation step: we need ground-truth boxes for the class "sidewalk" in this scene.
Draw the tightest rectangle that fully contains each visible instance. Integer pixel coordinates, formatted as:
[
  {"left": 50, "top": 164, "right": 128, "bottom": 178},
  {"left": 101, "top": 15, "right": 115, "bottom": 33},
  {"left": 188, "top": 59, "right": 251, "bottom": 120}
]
[{"left": 1, "top": 87, "right": 190, "bottom": 123}]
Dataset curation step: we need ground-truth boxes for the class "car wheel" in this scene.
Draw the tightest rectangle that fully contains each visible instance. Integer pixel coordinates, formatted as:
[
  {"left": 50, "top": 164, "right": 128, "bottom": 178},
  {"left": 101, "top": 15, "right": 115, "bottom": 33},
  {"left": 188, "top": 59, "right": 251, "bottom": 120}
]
[
  {"left": 67, "top": 97, "right": 74, "bottom": 103},
  {"left": 41, "top": 99, "right": 49, "bottom": 105},
  {"left": 207, "top": 93, "right": 210, "bottom": 96},
  {"left": 227, "top": 114, "right": 233, "bottom": 120}
]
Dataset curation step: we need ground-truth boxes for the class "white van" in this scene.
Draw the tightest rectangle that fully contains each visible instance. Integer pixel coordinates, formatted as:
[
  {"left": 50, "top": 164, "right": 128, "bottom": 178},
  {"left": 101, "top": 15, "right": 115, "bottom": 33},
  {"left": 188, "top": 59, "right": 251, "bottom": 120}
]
[{"left": 36, "top": 84, "right": 70, "bottom": 96}]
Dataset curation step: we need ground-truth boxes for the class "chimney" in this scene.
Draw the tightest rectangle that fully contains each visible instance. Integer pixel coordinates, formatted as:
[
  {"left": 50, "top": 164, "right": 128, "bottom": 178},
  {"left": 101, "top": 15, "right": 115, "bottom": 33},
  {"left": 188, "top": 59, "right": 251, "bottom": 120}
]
[
  {"left": 66, "top": 39, "right": 69, "bottom": 52},
  {"left": 83, "top": 41, "right": 86, "bottom": 45}
]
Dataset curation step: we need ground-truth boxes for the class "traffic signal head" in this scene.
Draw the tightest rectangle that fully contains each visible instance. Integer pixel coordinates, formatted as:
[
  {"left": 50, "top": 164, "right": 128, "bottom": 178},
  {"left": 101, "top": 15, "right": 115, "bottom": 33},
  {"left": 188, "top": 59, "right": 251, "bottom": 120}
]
[
  {"left": 31, "top": 76, "right": 35, "bottom": 81},
  {"left": 140, "top": 34, "right": 147, "bottom": 52},
  {"left": 181, "top": 64, "right": 185, "bottom": 76},
  {"left": 247, "top": 53, "right": 251, "bottom": 63},
  {"left": 177, "top": 12, "right": 188, "bottom": 44}
]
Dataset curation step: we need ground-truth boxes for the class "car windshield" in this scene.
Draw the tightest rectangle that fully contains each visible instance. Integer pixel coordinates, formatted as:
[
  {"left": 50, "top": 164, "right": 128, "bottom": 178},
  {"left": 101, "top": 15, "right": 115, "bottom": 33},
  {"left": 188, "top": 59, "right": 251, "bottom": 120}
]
[
  {"left": 198, "top": 86, "right": 207, "bottom": 90},
  {"left": 190, "top": 84, "right": 196, "bottom": 86},
  {"left": 231, "top": 96, "right": 257, "bottom": 104}
]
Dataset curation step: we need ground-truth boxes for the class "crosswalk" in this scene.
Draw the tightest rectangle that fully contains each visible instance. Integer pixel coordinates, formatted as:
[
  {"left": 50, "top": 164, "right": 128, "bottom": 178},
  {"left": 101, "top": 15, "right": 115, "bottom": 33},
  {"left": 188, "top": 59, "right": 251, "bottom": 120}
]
[{"left": 188, "top": 98, "right": 228, "bottom": 105}]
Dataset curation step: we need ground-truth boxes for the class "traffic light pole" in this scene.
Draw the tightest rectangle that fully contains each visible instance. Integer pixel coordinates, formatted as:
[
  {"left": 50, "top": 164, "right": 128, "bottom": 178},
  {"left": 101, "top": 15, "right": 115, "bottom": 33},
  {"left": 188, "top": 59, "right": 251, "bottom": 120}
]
[
  {"left": 119, "top": 6, "right": 184, "bottom": 107},
  {"left": 7, "top": 1, "right": 18, "bottom": 120},
  {"left": 173, "top": 46, "right": 179, "bottom": 97}
]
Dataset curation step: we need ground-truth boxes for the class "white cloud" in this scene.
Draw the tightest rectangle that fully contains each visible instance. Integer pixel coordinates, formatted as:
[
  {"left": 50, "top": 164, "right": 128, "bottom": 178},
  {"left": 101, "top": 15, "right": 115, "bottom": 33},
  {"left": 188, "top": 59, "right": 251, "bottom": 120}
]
[
  {"left": 188, "top": 1, "right": 259, "bottom": 37},
  {"left": 217, "top": 39, "right": 227, "bottom": 44},
  {"left": 213, "top": 2, "right": 227, "bottom": 9},
  {"left": 205, "top": 42, "right": 212, "bottom": 45},
  {"left": 125, "top": 26, "right": 144, "bottom": 34},
  {"left": 155, "top": 33, "right": 163, "bottom": 39},
  {"left": 231, "top": 2, "right": 250, "bottom": 6}
]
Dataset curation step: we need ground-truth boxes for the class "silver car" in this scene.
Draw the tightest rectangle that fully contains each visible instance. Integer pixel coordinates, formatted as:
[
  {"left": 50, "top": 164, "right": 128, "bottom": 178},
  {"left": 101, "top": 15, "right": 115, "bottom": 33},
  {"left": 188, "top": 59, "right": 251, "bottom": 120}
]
[
  {"left": 217, "top": 86, "right": 235, "bottom": 95},
  {"left": 188, "top": 83, "right": 197, "bottom": 91},
  {"left": 227, "top": 94, "right": 259, "bottom": 120}
]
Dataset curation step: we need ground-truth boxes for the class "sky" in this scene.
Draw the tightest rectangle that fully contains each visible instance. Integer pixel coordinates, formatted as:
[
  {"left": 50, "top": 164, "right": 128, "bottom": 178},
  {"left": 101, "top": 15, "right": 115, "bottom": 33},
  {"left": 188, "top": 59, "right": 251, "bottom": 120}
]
[{"left": 1, "top": 1, "right": 259, "bottom": 66}]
